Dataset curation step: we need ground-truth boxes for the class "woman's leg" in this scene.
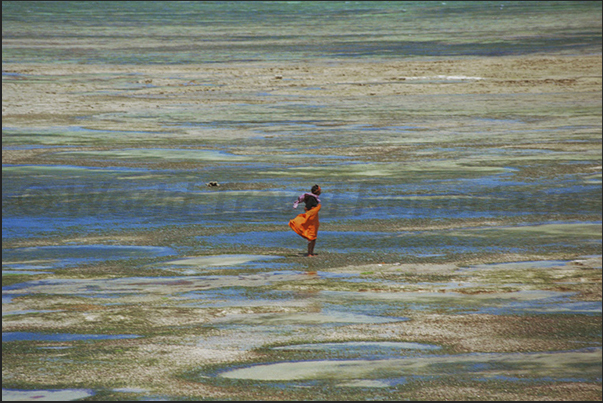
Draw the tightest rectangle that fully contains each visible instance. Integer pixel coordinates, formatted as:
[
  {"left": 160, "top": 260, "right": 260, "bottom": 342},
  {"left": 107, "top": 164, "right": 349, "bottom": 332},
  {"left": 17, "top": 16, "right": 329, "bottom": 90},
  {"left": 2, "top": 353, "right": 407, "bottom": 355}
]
[{"left": 307, "top": 239, "right": 316, "bottom": 256}]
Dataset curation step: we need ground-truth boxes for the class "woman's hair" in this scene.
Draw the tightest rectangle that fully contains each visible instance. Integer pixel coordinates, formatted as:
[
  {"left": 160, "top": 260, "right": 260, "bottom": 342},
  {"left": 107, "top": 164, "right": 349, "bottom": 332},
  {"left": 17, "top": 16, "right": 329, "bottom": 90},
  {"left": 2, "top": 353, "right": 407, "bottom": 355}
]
[{"left": 311, "top": 184, "right": 321, "bottom": 194}]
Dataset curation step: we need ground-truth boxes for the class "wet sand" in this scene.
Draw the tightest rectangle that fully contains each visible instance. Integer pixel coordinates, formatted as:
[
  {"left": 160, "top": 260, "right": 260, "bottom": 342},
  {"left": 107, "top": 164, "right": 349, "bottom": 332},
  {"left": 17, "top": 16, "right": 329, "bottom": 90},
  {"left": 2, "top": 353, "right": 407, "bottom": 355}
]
[
  {"left": 3, "top": 55, "right": 602, "bottom": 133},
  {"left": 2, "top": 53, "right": 602, "bottom": 400}
]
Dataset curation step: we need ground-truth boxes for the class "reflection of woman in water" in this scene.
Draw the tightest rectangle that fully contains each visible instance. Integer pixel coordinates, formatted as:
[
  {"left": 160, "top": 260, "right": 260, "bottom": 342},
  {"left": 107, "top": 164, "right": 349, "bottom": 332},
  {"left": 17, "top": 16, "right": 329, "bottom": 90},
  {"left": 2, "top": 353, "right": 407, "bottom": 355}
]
[{"left": 289, "top": 184, "right": 322, "bottom": 257}]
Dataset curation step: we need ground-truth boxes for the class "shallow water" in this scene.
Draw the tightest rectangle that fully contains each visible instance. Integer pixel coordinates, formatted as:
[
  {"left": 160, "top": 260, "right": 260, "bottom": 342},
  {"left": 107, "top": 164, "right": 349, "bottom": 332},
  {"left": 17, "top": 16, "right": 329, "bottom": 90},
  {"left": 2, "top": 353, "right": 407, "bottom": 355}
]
[
  {"left": 3, "top": 244, "right": 173, "bottom": 265},
  {"left": 3, "top": 2, "right": 600, "bottom": 64},
  {"left": 2, "top": 332, "right": 140, "bottom": 342},
  {"left": 4, "top": 155, "right": 600, "bottom": 239},
  {"left": 216, "top": 347, "right": 602, "bottom": 384},
  {"left": 198, "top": 225, "right": 601, "bottom": 256},
  {"left": 320, "top": 289, "right": 602, "bottom": 316}
]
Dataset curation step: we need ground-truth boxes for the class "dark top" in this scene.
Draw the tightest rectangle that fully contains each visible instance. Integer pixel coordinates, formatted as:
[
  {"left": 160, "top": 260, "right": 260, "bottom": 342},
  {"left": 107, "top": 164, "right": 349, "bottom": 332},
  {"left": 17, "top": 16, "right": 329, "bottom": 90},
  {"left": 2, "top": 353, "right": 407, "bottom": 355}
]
[{"left": 304, "top": 194, "right": 319, "bottom": 210}]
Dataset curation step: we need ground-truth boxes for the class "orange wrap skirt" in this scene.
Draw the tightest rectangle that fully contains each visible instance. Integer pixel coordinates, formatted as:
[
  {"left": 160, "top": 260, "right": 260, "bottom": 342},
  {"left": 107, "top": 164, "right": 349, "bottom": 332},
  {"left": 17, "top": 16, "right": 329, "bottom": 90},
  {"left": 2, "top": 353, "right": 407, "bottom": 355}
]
[{"left": 289, "top": 204, "right": 321, "bottom": 241}]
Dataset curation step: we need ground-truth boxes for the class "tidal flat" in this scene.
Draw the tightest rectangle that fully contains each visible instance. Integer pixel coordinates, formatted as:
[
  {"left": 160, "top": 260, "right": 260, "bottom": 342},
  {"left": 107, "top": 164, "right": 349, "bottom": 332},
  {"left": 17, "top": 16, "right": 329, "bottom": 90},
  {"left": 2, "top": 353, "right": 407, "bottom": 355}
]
[{"left": 3, "top": 1, "right": 602, "bottom": 401}]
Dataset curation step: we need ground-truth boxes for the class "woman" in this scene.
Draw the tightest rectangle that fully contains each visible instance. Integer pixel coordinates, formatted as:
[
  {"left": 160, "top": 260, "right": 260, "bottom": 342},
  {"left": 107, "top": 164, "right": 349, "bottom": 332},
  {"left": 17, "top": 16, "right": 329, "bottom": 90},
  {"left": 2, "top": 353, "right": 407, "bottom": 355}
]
[{"left": 289, "top": 184, "right": 322, "bottom": 256}]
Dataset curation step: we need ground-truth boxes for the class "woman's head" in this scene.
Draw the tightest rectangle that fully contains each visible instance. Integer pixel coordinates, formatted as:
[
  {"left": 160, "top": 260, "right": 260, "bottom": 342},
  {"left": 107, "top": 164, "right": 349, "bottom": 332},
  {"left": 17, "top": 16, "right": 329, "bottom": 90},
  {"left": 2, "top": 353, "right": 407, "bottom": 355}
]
[{"left": 311, "top": 184, "right": 321, "bottom": 195}]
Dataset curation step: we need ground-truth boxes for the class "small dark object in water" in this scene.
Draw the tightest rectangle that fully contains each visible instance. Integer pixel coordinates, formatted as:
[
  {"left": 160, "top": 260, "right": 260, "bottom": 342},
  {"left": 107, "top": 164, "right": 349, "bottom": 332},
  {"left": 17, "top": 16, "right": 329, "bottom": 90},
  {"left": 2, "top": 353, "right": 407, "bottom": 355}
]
[{"left": 206, "top": 181, "right": 220, "bottom": 187}]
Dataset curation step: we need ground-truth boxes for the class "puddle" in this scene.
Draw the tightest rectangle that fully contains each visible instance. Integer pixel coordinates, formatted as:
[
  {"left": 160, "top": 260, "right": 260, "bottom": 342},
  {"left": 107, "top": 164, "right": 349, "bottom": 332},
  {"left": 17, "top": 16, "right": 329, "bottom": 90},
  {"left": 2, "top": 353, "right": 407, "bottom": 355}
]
[
  {"left": 2, "top": 245, "right": 174, "bottom": 269},
  {"left": 217, "top": 348, "right": 602, "bottom": 384},
  {"left": 2, "top": 388, "right": 94, "bottom": 401},
  {"left": 2, "top": 332, "right": 140, "bottom": 342},
  {"left": 320, "top": 290, "right": 602, "bottom": 315}
]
